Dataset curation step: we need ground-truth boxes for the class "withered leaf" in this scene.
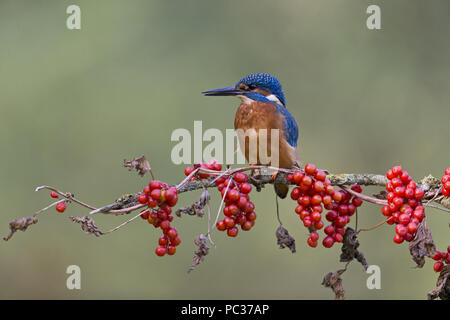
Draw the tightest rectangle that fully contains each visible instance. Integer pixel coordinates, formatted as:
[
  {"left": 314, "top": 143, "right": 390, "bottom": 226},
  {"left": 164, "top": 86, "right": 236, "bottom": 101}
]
[
  {"left": 188, "top": 234, "right": 210, "bottom": 273},
  {"left": 340, "top": 227, "right": 368, "bottom": 270},
  {"left": 176, "top": 189, "right": 210, "bottom": 218},
  {"left": 123, "top": 155, "right": 151, "bottom": 177},
  {"left": 276, "top": 224, "right": 296, "bottom": 253},
  {"left": 3, "top": 217, "right": 38, "bottom": 241},
  {"left": 409, "top": 218, "right": 436, "bottom": 268},
  {"left": 69, "top": 216, "right": 103, "bottom": 237},
  {"left": 322, "top": 269, "right": 346, "bottom": 300},
  {"left": 428, "top": 265, "right": 450, "bottom": 300}
]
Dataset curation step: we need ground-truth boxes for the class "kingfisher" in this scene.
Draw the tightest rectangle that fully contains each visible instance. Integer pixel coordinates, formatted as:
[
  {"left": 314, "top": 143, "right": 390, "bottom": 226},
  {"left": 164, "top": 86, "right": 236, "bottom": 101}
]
[{"left": 202, "top": 73, "right": 299, "bottom": 198}]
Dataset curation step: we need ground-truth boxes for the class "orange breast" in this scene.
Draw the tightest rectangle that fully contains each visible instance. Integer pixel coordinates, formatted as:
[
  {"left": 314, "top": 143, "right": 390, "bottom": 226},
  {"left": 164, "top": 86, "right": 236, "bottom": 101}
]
[{"left": 234, "top": 101, "right": 297, "bottom": 168}]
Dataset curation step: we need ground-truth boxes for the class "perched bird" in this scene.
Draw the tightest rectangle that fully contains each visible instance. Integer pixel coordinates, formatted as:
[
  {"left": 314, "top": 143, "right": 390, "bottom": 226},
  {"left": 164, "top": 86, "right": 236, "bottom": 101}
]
[{"left": 202, "top": 73, "right": 299, "bottom": 198}]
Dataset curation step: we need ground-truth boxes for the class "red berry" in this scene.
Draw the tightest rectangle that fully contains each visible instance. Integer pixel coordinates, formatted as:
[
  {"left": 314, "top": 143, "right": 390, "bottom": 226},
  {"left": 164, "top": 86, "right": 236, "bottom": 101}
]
[
  {"left": 395, "top": 224, "right": 408, "bottom": 237},
  {"left": 150, "top": 189, "right": 162, "bottom": 200},
  {"left": 224, "top": 216, "right": 235, "bottom": 228},
  {"left": 445, "top": 168, "right": 450, "bottom": 176},
  {"left": 171, "top": 236, "right": 181, "bottom": 246},
  {"left": 234, "top": 172, "right": 248, "bottom": 183},
  {"left": 227, "top": 189, "right": 240, "bottom": 201},
  {"left": 398, "top": 213, "right": 410, "bottom": 225},
  {"left": 50, "top": 191, "right": 59, "bottom": 199},
  {"left": 155, "top": 246, "right": 167, "bottom": 256},
  {"left": 386, "top": 169, "right": 395, "bottom": 180},
  {"left": 184, "top": 167, "right": 194, "bottom": 176},
  {"left": 55, "top": 202, "right": 66, "bottom": 213},
  {"left": 434, "top": 261, "right": 444, "bottom": 272},
  {"left": 305, "top": 163, "right": 317, "bottom": 175},
  {"left": 147, "top": 198, "right": 158, "bottom": 208},
  {"left": 393, "top": 234, "right": 404, "bottom": 244},
  {"left": 414, "top": 188, "right": 424, "bottom": 200},
  {"left": 239, "top": 183, "right": 252, "bottom": 194},
  {"left": 159, "top": 236, "right": 168, "bottom": 246},
  {"left": 167, "top": 228, "right": 178, "bottom": 239},
  {"left": 293, "top": 171, "right": 304, "bottom": 185},
  {"left": 307, "top": 237, "right": 318, "bottom": 248},
  {"left": 138, "top": 193, "right": 148, "bottom": 204},
  {"left": 333, "top": 233, "right": 343, "bottom": 243},
  {"left": 392, "top": 166, "right": 402, "bottom": 177},
  {"left": 313, "top": 181, "right": 325, "bottom": 192},
  {"left": 310, "top": 231, "right": 319, "bottom": 241},
  {"left": 407, "top": 222, "right": 418, "bottom": 234},
  {"left": 140, "top": 209, "right": 150, "bottom": 220},
  {"left": 290, "top": 187, "right": 301, "bottom": 200},
  {"left": 432, "top": 252, "right": 442, "bottom": 261},
  {"left": 160, "top": 220, "right": 171, "bottom": 231},
  {"left": 167, "top": 246, "right": 176, "bottom": 255},
  {"left": 227, "top": 226, "right": 238, "bottom": 237},
  {"left": 246, "top": 211, "right": 256, "bottom": 221},
  {"left": 322, "top": 236, "right": 335, "bottom": 248},
  {"left": 315, "top": 170, "right": 327, "bottom": 182},
  {"left": 241, "top": 221, "right": 253, "bottom": 230},
  {"left": 216, "top": 220, "right": 226, "bottom": 231},
  {"left": 324, "top": 225, "right": 335, "bottom": 235},
  {"left": 149, "top": 180, "right": 162, "bottom": 190},
  {"left": 314, "top": 220, "right": 324, "bottom": 230}
]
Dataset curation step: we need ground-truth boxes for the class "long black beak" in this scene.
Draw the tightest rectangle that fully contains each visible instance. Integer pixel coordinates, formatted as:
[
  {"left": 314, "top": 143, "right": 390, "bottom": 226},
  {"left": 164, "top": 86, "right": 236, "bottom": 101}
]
[{"left": 201, "top": 86, "right": 243, "bottom": 96}]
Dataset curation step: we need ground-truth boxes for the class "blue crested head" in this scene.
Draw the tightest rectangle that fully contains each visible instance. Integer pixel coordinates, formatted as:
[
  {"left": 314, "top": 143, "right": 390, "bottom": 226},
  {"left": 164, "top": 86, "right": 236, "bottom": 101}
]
[
  {"left": 235, "top": 73, "right": 286, "bottom": 106},
  {"left": 202, "top": 73, "right": 286, "bottom": 107}
]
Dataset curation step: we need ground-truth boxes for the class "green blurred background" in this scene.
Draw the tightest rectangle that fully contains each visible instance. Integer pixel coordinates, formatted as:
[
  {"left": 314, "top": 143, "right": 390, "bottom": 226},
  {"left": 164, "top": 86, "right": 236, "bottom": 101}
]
[{"left": 0, "top": 0, "right": 449, "bottom": 299}]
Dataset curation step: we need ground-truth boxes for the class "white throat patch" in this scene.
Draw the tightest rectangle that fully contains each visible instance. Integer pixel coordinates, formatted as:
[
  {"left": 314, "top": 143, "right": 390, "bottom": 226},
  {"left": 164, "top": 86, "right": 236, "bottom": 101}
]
[{"left": 266, "top": 94, "right": 284, "bottom": 106}]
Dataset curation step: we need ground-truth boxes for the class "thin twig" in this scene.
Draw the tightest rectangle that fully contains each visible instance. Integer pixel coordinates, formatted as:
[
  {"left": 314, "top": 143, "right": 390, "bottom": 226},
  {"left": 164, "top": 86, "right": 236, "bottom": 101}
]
[
  {"left": 210, "top": 177, "right": 233, "bottom": 233},
  {"left": 340, "top": 186, "right": 388, "bottom": 206},
  {"left": 35, "top": 185, "right": 97, "bottom": 211},
  {"left": 33, "top": 199, "right": 66, "bottom": 217},
  {"left": 423, "top": 203, "right": 450, "bottom": 214},
  {"left": 102, "top": 211, "right": 143, "bottom": 234},
  {"left": 358, "top": 216, "right": 393, "bottom": 233}
]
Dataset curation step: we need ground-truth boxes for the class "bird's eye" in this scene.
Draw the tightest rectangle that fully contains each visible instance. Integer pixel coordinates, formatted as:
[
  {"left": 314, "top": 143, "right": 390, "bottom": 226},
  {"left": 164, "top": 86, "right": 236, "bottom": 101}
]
[{"left": 238, "top": 83, "right": 250, "bottom": 91}]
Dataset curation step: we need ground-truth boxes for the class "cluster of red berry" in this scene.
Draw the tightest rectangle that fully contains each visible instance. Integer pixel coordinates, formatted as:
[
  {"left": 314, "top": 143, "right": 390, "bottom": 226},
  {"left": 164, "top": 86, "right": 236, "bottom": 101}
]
[
  {"left": 432, "top": 247, "right": 450, "bottom": 272},
  {"left": 137, "top": 180, "right": 181, "bottom": 257},
  {"left": 322, "top": 185, "right": 363, "bottom": 248},
  {"left": 185, "top": 160, "right": 256, "bottom": 238},
  {"left": 288, "top": 163, "right": 363, "bottom": 248},
  {"left": 216, "top": 172, "right": 256, "bottom": 237},
  {"left": 382, "top": 166, "right": 424, "bottom": 244},
  {"left": 441, "top": 168, "right": 450, "bottom": 197},
  {"left": 184, "top": 159, "right": 222, "bottom": 181},
  {"left": 50, "top": 191, "right": 67, "bottom": 213}
]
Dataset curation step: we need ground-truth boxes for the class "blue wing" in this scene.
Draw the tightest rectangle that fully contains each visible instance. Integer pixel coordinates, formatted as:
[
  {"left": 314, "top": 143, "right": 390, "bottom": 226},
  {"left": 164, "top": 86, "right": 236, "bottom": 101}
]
[{"left": 277, "top": 105, "right": 298, "bottom": 148}]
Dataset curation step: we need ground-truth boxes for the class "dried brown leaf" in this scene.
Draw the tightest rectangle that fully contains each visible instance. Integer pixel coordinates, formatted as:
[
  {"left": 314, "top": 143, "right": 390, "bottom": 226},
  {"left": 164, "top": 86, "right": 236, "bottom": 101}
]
[
  {"left": 176, "top": 189, "right": 210, "bottom": 218},
  {"left": 123, "top": 155, "right": 151, "bottom": 177},
  {"left": 340, "top": 227, "right": 368, "bottom": 270},
  {"left": 69, "top": 216, "right": 103, "bottom": 237},
  {"left": 3, "top": 217, "right": 38, "bottom": 241},
  {"left": 322, "top": 269, "right": 346, "bottom": 300},
  {"left": 188, "top": 234, "right": 210, "bottom": 273},
  {"left": 428, "top": 265, "right": 450, "bottom": 300},
  {"left": 409, "top": 218, "right": 436, "bottom": 268},
  {"left": 276, "top": 225, "right": 296, "bottom": 253}
]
